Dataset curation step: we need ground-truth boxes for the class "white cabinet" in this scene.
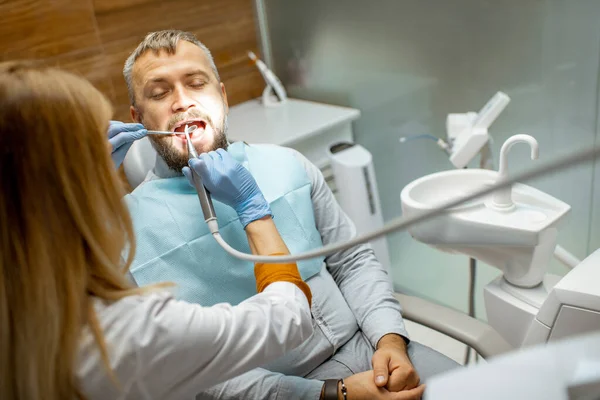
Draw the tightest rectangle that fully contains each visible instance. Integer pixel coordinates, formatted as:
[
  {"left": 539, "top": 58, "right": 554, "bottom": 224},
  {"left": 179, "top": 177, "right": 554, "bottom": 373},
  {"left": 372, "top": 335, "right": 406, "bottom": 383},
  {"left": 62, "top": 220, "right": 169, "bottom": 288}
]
[{"left": 227, "top": 98, "right": 360, "bottom": 169}]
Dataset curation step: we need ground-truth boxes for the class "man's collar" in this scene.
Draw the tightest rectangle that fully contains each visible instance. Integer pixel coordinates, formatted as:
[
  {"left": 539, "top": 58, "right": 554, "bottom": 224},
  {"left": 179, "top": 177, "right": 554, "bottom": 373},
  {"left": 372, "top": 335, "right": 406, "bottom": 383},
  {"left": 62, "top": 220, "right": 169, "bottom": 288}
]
[{"left": 152, "top": 153, "right": 183, "bottom": 179}]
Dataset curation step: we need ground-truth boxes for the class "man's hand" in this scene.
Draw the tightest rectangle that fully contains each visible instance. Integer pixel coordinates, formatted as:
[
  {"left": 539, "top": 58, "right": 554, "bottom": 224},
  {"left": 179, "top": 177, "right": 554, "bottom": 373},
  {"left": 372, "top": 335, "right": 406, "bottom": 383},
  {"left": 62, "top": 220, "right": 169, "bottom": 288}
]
[
  {"left": 372, "top": 334, "right": 421, "bottom": 393},
  {"left": 342, "top": 371, "right": 425, "bottom": 400}
]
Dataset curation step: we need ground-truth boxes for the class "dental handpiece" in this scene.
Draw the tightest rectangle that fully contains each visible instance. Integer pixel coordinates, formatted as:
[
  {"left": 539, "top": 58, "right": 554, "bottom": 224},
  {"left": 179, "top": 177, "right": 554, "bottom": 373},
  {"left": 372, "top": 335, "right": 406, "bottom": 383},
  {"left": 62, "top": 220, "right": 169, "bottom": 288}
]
[{"left": 184, "top": 125, "right": 218, "bottom": 230}]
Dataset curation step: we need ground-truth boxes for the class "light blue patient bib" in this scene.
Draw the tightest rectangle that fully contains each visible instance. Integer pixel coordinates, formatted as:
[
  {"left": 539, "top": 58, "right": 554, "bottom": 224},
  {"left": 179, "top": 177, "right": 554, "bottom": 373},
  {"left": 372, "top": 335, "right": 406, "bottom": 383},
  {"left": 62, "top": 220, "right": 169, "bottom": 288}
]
[{"left": 125, "top": 142, "right": 324, "bottom": 306}]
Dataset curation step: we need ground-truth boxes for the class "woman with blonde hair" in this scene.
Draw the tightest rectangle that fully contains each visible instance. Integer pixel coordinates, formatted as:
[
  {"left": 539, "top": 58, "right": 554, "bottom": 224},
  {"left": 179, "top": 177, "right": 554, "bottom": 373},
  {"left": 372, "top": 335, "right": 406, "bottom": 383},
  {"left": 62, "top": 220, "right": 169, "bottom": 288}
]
[{"left": 0, "top": 61, "right": 313, "bottom": 400}]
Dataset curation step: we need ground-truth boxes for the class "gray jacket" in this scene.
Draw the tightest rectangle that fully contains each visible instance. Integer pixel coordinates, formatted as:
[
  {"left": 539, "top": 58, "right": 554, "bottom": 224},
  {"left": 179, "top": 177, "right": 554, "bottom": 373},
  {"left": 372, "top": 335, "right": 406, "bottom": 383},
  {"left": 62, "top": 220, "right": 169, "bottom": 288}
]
[{"left": 193, "top": 146, "right": 409, "bottom": 399}]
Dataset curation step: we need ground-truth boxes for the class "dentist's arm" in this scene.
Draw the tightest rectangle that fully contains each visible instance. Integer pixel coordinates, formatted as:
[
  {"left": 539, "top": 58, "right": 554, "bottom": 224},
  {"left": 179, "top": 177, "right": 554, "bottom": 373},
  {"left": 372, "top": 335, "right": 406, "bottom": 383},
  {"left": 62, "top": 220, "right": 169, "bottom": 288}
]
[
  {"left": 183, "top": 147, "right": 311, "bottom": 305},
  {"left": 246, "top": 216, "right": 312, "bottom": 307},
  {"left": 114, "top": 263, "right": 314, "bottom": 398},
  {"left": 184, "top": 148, "right": 311, "bottom": 305},
  {"left": 97, "top": 214, "right": 314, "bottom": 398}
]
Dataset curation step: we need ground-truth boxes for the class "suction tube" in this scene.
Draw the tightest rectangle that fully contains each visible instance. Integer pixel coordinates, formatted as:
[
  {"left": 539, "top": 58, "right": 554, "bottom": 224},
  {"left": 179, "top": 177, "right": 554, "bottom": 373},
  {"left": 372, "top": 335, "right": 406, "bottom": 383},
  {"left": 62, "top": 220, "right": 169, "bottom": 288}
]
[
  {"left": 204, "top": 144, "right": 600, "bottom": 263},
  {"left": 185, "top": 126, "right": 217, "bottom": 225},
  {"left": 190, "top": 169, "right": 217, "bottom": 226}
]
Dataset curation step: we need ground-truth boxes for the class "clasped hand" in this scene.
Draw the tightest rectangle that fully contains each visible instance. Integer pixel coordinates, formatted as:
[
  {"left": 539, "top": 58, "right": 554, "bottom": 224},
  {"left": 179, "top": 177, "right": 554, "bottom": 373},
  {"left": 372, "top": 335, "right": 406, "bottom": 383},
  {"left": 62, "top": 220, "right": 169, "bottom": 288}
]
[{"left": 338, "top": 335, "right": 425, "bottom": 400}]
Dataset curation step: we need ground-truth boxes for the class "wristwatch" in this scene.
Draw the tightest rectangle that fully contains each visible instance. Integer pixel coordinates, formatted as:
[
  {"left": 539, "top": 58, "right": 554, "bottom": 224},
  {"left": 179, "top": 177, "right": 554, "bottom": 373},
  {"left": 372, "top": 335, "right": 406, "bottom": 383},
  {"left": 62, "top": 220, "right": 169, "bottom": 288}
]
[{"left": 321, "top": 379, "right": 340, "bottom": 400}]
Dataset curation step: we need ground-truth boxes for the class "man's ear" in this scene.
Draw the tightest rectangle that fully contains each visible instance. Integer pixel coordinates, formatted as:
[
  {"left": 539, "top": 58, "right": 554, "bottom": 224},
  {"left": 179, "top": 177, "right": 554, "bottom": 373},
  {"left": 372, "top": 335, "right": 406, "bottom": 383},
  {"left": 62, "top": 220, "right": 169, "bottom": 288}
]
[
  {"left": 130, "top": 105, "right": 142, "bottom": 123},
  {"left": 220, "top": 82, "right": 229, "bottom": 114}
]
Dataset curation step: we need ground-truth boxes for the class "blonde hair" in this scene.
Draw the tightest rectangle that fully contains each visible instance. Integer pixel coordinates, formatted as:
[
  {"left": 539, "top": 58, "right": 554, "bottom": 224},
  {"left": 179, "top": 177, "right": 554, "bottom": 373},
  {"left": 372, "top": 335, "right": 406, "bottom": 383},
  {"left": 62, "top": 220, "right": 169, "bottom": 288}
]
[{"left": 0, "top": 61, "right": 150, "bottom": 399}]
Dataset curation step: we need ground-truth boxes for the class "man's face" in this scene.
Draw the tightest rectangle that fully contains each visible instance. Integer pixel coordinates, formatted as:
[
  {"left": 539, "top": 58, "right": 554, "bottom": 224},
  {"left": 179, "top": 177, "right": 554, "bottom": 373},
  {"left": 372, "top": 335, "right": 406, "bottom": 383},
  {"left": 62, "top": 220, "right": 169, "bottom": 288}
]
[{"left": 130, "top": 40, "right": 229, "bottom": 171}]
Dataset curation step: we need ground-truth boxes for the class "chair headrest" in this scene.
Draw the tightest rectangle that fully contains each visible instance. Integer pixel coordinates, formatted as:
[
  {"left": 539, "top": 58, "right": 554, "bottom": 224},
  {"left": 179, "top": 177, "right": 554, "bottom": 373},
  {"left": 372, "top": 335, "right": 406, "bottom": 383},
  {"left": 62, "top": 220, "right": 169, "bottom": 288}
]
[{"left": 122, "top": 137, "right": 158, "bottom": 190}]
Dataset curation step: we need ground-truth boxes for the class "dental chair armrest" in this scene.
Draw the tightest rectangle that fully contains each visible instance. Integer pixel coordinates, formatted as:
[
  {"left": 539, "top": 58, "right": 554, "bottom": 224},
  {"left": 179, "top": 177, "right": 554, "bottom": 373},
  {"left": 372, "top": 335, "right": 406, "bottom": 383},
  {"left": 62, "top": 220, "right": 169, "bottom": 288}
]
[{"left": 393, "top": 293, "right": 513, "bottom": 359}]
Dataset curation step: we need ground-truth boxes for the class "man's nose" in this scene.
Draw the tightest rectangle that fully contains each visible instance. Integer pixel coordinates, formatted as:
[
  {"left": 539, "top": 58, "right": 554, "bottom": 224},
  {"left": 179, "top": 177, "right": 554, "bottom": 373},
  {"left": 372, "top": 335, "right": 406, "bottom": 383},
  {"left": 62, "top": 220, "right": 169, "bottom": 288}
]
[{"left": 171, "top": 87, "right": 195, "bottom": 113}]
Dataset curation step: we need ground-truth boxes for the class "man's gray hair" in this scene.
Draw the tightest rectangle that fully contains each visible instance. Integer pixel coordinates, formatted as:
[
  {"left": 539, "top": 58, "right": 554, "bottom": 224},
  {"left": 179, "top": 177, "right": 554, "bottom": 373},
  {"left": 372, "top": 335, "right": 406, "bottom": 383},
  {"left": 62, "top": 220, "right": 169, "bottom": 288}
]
[{"left": 123, "top": 30, "right": 220, "bottom": 106}]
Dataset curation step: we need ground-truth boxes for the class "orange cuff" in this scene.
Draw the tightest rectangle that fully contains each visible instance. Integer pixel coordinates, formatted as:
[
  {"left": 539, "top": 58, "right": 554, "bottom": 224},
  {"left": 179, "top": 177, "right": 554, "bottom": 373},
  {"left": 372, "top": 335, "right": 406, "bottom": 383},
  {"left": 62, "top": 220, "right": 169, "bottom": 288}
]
[{"left": 254, "top": 254, "right": 312, "bottom": 307}]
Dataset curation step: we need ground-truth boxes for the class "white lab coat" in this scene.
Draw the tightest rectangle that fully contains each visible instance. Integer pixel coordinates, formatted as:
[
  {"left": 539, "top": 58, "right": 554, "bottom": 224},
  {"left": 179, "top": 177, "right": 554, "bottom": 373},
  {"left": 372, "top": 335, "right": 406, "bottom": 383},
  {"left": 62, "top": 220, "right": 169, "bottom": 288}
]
[{"left": 77, "top": 282, "right": 312, "bottom": 399}]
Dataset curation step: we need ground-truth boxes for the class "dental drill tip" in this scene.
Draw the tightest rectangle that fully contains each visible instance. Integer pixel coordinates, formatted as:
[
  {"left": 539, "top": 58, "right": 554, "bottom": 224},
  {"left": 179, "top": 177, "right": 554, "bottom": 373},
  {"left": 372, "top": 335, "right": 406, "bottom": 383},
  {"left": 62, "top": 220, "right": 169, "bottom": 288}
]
[{"left": 248, "top": 51, "right": 257, "bottom": 61}]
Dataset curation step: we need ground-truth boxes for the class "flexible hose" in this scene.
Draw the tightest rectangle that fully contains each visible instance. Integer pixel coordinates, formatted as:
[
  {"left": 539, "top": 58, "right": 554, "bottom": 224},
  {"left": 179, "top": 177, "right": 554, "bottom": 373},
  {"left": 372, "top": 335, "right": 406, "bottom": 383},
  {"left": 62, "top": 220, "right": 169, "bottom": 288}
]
[
  {"left": 211, "top": 145, "right": 600, "bottom": 263},
  {"left": 399, "top": 134, "right": 440, "bottom": 143},
  {"left": 464, "top": 257, "right": 477, "bottom": 365}
]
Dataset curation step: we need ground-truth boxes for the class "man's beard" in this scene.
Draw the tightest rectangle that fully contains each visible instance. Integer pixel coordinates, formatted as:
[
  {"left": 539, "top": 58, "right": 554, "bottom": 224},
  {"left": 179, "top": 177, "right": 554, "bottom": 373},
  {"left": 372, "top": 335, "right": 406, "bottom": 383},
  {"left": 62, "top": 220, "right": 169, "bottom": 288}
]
[{"left": 146, "top": 113, "right": 229, "bottom": 172}]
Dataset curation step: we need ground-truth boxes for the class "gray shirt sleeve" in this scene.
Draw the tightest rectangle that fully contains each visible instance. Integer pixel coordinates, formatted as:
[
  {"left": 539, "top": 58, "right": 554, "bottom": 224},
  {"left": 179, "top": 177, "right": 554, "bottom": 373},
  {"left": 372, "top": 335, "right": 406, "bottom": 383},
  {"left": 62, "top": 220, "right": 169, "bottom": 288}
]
[
  {"left": 288, "top": 147, "right": 410, "bottom": 348},
  {"left": 197, "top": 368, "right": 323, "bottom": 400}
]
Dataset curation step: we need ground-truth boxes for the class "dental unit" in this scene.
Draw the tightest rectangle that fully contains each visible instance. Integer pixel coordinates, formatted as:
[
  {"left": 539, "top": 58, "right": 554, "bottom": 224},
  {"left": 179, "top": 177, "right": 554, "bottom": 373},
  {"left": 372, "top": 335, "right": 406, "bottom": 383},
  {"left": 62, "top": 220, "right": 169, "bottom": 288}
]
[
  {"left": 248, "top": 51, "right": 287, "bottom": 107},
  {"left": 399, "top": 91, "right": 510, "bottom": 170}
]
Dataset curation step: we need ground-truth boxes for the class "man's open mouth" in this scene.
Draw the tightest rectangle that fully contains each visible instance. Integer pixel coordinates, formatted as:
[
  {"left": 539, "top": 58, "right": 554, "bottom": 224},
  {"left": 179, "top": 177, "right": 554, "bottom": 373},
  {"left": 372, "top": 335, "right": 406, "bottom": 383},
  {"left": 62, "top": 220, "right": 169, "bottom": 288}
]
[{"left": 171, "top": 120, "right": 207, "bottom": 139}]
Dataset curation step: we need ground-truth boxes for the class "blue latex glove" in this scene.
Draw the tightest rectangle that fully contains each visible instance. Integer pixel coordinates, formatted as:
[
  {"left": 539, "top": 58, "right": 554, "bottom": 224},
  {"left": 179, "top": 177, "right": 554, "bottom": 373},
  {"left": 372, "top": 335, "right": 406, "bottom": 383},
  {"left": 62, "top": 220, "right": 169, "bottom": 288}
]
[
  {"left": 183, "top": 149, "right": 272, "bottom": 228},
  {"left": 108, "top": 120, "right": 147, "bottom": 168}
]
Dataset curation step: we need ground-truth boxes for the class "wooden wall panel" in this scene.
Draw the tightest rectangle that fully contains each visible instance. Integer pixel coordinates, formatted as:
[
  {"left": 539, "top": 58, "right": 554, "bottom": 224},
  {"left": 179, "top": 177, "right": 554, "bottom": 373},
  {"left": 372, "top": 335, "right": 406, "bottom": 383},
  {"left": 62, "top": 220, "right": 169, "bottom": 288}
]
[
  {"left": 94, "top": 0, "right": 237, "bottom": 45},
  {"left": 52, "top": 49, "right": 117, "bottom": 103},
  {"left": 101, "top": 42, "right": 138, "bottom": 120},
  {"left": 0, "top": 0, "right": 100, "bottom": 60},
  {"left": 92, "top": 0, "right": 154, "bottom": 14},
  {"left": 1, "top": 0, "right": 264, "bottom": 123}
]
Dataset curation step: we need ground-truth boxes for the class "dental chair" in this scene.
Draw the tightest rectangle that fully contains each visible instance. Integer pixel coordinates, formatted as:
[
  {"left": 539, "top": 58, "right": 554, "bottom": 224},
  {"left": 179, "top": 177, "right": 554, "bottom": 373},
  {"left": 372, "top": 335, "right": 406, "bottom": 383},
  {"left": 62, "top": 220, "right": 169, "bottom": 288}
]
[
  {"left": 123, "top": 136, "right": 159, "bottom": 190},
  {"left": 122, "top": 137, "right": 513, "bottom": 360},
  {"left": 124, "top": 135, "right": 600, "bottom": 399}
]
